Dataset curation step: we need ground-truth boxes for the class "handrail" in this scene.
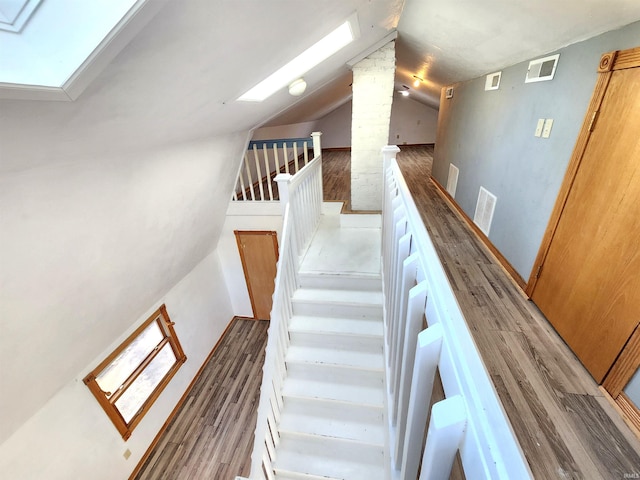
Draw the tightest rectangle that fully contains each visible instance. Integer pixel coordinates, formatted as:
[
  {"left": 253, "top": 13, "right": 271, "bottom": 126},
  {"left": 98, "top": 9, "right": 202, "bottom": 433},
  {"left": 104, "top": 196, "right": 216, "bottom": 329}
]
[
  {"left": 245, "top": 151, "right": 324, "bottom": 480},
  {"left": 381, "top": 146, "right": 533, "bottom": 479}
]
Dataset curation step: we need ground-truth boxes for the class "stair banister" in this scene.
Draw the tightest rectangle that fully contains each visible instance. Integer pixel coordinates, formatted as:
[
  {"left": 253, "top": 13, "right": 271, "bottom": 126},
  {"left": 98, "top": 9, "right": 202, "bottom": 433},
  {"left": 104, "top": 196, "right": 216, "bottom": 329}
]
[
  {"left": 381, "top": 145, "right": 533, "bottom": 479},
  {"left": 244, "top": 148, "right": 324, "bottom": 480}
]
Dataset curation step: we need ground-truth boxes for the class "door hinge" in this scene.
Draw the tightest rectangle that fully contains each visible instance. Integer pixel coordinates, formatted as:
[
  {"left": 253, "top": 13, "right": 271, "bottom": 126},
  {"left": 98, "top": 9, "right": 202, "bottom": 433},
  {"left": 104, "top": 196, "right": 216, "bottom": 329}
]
[
  {"left": 535, "top": 264, "right": 543, "bottom": 279},
  {"left": 588, "top": 110, "right": 600, "bottom": 132}
]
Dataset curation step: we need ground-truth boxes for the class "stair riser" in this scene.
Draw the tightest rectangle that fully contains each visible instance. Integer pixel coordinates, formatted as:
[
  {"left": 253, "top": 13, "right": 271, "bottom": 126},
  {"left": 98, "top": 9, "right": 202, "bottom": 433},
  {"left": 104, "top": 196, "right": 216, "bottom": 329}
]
[
  {"left": 289, "top": 331, "right": 383, "bottom": 352},
  {"left": 297, "top": 274, "right": 382, "bottom": 292},
  {"left": 292, "top": 301, "right": 382, "bottom": 319},
  {"left": 274, "top": 433, "right": 385, "bottom": 480},
  {"left": 286, "top": 362, "right": 384, "bottom": 385}
]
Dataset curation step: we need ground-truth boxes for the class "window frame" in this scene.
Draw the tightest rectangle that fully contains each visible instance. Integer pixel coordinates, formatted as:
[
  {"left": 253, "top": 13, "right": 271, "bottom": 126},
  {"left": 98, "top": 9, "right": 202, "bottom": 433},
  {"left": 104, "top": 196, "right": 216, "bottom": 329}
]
[{"left": 83, "top": 304, "right": 187, "bottom": 440}]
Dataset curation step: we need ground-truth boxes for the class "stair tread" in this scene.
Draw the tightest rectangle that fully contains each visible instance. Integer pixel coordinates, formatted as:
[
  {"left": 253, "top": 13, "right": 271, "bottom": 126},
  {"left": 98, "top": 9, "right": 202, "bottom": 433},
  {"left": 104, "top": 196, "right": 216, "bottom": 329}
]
[
  {"left": 274, "top": 433, "right": 385, "bottom": 480},
  {"left": 287, "top": 344, "right": 384, "bottom": 370},
  {"left": 289, "top": 315, "right": 383, "bottom": 337},
  {"left": 292, "top": 288, "right": 383, "bottom": 306},
  {"left": 283, "top": 366, "right": 384, "bottom": 406},
  {"left": 279, "top": 398, "right": 384, "bottom": 445}
]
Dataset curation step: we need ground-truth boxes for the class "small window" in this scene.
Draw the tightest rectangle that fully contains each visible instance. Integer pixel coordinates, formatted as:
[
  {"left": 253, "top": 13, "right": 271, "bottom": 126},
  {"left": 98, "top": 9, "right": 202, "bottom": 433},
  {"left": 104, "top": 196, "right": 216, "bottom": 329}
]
[{"left": 83, "top": 305, "right": 186, "bottom": 440}]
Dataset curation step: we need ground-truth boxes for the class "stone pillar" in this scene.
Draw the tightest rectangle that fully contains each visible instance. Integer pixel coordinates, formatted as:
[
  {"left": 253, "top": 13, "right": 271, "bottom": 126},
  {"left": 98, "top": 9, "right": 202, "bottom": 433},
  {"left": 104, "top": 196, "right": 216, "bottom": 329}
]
[{"left": 350, "top": 40, "right": 396, "bottom": 211}]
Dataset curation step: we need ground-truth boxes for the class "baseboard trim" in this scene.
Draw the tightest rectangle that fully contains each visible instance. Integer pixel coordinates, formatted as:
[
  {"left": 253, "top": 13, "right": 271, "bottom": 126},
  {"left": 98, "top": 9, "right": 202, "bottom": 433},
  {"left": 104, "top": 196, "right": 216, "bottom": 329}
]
[
  {"left": 430, "top": 176, "right": 528, "bottom": 292},
  {"left": 128, "top": 316, "right": 247, "bottom": 480}
]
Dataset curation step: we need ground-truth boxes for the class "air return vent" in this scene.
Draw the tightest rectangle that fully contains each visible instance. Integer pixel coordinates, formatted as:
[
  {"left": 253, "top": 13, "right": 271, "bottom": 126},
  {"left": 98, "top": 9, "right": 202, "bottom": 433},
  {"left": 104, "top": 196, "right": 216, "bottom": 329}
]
[
  {"left": 525, "top": 54, "right": 559, "bottom": 83},
  {"left": 446, "top": 164, "right": 459, "bottom": 198},
  {"left": 473, "top": 187, "right": 497, "bottom": 236}
]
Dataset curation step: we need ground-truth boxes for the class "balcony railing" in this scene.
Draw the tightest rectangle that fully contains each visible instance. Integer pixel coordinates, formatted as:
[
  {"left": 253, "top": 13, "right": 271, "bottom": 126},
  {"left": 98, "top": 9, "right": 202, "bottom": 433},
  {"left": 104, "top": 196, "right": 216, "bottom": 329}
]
[{"left": 232, "top": 132, "right": 322, "bottom": 202}]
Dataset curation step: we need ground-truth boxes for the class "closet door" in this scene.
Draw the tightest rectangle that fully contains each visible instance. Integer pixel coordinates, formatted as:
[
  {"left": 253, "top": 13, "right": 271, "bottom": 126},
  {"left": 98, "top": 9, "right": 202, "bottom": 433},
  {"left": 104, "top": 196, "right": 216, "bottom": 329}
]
[{"left": 529, "top": 48, "right": 640, "bottom": 383}]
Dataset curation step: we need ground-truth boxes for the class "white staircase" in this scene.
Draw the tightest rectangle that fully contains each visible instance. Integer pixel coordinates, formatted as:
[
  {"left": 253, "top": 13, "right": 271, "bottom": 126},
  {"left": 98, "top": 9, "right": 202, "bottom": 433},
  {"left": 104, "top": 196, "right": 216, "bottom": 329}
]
[{"left": 273, "top": 271, "right": 386, "bottom": 480}]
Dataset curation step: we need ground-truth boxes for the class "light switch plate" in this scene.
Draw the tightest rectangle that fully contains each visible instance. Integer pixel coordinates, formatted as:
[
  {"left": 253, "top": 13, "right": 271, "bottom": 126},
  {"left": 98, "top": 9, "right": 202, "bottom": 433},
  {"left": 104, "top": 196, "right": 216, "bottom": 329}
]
[
  {"left": 535, "top": 119, "right": 545, "bottom": 137},
  {"left": 542, "top": 118, "right": 554, "bottom": 138}
]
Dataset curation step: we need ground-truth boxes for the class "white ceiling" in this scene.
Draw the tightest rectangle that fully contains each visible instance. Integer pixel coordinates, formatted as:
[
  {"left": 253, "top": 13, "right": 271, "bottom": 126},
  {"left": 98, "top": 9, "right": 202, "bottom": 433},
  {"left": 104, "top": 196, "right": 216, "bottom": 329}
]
[{"left": 1, "top": 0, "right": 640, "bottom": 171}]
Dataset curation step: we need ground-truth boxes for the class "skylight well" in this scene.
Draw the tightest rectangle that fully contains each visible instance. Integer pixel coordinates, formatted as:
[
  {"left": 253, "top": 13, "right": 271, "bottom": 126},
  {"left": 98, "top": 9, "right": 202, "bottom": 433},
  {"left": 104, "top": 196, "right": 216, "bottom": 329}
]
[{"left": 237, "top": 19, "right": 356, "bottom": 102}]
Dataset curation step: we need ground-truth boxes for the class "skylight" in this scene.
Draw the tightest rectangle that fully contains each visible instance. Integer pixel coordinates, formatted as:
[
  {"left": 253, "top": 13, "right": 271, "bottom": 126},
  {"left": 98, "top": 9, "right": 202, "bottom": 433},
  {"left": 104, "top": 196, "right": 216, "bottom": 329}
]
[
  {"left": 0, "top": 0, "right": 161, "bottom": 101},
  {"left": 237, "top": 19, "right": 356, "bottom": 102}
]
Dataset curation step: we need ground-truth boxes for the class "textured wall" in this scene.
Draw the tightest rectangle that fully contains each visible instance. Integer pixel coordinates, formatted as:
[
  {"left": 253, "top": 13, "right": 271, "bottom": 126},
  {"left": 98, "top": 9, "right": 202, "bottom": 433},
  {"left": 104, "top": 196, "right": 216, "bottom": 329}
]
[{"left": 350, "top": 41, "right": 396, "bottom": 210}]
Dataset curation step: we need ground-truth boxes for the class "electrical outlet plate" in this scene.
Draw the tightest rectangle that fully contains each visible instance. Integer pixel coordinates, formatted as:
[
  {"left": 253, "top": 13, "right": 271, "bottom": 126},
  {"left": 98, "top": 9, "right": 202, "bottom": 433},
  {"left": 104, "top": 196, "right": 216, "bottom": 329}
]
[
  {"left": 542, "top": 118, "right": 554, "bottom": 138},
  {"left": 535, "top": 119, "right": 545, "bottom": 137}
]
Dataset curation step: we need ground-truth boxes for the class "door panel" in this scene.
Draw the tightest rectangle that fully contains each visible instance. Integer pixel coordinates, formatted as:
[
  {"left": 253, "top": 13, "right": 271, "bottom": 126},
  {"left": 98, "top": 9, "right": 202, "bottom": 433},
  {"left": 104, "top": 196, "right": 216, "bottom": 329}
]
[
  {"left": 235, "top": 231, "right": 279, "bottom": 320},
  {"left": 531, "top": 65, "right": 640, "bottom": 383}
]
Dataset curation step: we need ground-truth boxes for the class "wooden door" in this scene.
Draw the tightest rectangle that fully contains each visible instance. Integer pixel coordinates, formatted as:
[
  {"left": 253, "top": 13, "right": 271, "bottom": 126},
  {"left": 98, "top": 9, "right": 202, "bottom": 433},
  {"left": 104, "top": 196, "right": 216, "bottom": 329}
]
[
  {"left": 235, "top": 231, "right": 279, "bottom": 320},
  {"left": 529, "top": 48, "right": 640, "bottom": 383}
]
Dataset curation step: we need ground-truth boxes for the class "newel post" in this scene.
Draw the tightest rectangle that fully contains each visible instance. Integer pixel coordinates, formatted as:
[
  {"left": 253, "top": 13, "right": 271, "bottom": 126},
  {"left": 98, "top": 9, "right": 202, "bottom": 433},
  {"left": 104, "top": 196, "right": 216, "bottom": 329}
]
[
  {"left": 311, "top": 131, "right": 322, "bottom": 158},
  {"left": 275, "top": 173, "right": 292, "bottom": 215},
  {"left": 382, "top": 145, "right": 401, "bottom": 172}
]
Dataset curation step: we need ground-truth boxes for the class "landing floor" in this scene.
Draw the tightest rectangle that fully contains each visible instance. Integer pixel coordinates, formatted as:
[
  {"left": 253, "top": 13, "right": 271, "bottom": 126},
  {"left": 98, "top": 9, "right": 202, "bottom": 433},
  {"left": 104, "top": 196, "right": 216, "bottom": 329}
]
[{"left": 299, "top": 214, "right": 381, "bottom": 276}]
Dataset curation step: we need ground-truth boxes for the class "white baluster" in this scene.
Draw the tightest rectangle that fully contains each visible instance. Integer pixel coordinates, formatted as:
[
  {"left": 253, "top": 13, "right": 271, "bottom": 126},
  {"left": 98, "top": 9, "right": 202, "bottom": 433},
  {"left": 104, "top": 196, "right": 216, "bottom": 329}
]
[
  {"left": 389, "top": 232, "right": 411, "bottom": 393},
  {"left": 420, "top": 395, "right": 467, "bottom": 480},
  {"left": 400, "top": 323, "right": 444, "bottom": 479},
  {"left": 293, "top": 142, "right": 299, "bottom": 173},
  {"left": 391, "top": 253, "right": 420, "bottom": 416},
  {"left": 303, "top": 141, "right": 309, "bottom": 165},
  {"left": 263, "top": 143, "right": 273, "bottom": 201},
  {"left": 273, "top": 144, "right": 280, "bottom": 176},
  {"left": 253, "top": 144, "right": 264, "bottom": 201},
  {"left": 394, "top": 278, "right": 428, "bottom": 466},
  {"left": 283, "top": 142, "right": 290, "bottom": 174},
  {"left": 244, "top": 152, "right": 255, "bottom": 201}
]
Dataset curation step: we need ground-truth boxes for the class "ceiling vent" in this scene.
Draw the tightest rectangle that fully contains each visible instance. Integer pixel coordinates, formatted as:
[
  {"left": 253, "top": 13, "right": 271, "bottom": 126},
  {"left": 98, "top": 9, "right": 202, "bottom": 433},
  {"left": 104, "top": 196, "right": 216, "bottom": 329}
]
[
  {"left": 473, "top": 186, "right": 497, "bottom": 236},
  {"left": 525, "top": 54, "right": 560, "bottom": 83}
]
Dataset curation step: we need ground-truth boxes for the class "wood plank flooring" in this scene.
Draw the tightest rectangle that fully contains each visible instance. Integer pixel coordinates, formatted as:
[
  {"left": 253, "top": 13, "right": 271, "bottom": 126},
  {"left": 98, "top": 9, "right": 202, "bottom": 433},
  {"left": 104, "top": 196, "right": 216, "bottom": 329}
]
[
  {"left": 133, "top": 318, "right": 268, "bottom": 480},
  {"left": 136, "top": 147, "right": 640, "bottom": 480},
  {"left": 391, "top": 146, "right": 640, "bottom": 479}
]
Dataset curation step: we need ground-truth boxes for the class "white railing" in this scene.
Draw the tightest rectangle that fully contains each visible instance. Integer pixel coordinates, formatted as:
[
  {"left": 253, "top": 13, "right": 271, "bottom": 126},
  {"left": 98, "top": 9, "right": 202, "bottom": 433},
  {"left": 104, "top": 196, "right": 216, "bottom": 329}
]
[
  {"left": 243, "top": 150, "right": 324, "bottom": 480},
  {"left": 233, "top": 132, "right": 322, "bottom": 202},
  {"left": 381, "top": 146, "right": 533, "bottom": 479}
]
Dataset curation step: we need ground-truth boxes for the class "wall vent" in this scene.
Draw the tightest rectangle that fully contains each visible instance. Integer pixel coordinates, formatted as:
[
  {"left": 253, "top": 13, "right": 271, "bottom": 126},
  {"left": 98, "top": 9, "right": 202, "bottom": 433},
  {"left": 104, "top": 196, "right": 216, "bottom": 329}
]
[
  {"left": 525, "top": 54, "right": 560, "bottom": 83},
  {"left": 485, "top": 71, "right": 501, "bottom": 91},
  {"left": 473, "top": 187, "right": 497, "bottom": 236},
  {"left": 446, "top": 164, "right": 459, "bottom": 198}
]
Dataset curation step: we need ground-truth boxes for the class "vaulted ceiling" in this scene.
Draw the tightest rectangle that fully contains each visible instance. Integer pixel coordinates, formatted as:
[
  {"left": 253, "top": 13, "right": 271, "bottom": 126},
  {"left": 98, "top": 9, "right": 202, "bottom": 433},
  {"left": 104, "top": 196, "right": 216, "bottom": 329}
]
[{"left": 2, "top": 0, "right": 639, "bottom": 172}]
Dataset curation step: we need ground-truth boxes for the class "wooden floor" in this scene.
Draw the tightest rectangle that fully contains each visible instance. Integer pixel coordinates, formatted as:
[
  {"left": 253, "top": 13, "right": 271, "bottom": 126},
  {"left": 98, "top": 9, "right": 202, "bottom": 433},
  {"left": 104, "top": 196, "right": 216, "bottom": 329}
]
[
  {"left": 136, "top": 146, "right": 640, "bottom": 480},
  {"left": 392, "top": 146, "right": 640, "bottom": 479},
  {"left": 133, "top": 318, "right": 269, "bottom": 480}
]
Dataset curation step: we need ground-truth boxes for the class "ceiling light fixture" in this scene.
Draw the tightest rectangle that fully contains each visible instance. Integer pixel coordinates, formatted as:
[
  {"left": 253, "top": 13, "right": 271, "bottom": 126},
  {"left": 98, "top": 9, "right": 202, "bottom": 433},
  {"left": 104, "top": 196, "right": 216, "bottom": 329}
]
[
  {"left": 238, "top": 19, "right": 356, "bottom": 102},
  {"left": 288, "top": 78, "right": 307, "bottom": 96},
  {"left": 398, "top": 84, "right": 410, "bottom": 96}
]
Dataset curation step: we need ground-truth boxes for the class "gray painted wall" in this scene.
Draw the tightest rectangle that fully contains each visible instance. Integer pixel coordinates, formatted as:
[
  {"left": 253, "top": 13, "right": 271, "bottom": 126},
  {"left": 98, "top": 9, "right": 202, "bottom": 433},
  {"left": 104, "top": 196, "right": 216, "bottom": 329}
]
[{"left": 433, "top": 21, "right": 640, "bottom": 280}]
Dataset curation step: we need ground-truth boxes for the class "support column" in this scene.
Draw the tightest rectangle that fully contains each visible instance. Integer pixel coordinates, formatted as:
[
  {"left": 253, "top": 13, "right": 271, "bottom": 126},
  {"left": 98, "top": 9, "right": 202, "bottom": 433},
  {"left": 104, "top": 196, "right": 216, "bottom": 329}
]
[{"left": 350, "top": 40, "right": 396, "bottom": 211}]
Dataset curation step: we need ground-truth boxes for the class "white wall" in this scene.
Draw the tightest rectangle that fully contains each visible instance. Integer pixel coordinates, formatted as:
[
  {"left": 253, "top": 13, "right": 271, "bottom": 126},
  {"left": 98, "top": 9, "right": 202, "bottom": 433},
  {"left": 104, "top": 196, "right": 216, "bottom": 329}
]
[
  {"left": 218, "top": 203, "right": 283, "bottom": 317},
  {"left": 315, "top": 93, "right": 438, "bottom": 149},
  {"left": 252, "top": 121, "right": 319, "bottom": 141},
  {"left": 389, "top": 92, "right": 438, "bottom": 144},
  {"left": 0, "top": 132, "right": 249, "bottom": 448},
  {"left": 0, "top": 250, "right": 233, "bottom": 479},
  {"left": 315, "top": 100, "right": 352, "bottom": 148}
]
